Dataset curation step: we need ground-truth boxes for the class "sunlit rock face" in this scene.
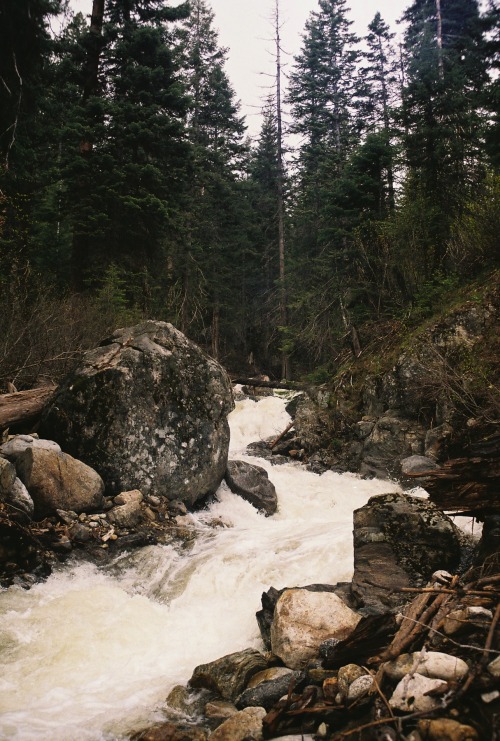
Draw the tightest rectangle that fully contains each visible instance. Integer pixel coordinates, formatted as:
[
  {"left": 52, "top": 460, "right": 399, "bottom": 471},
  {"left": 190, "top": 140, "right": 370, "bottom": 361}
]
[{"left": 41, "top": 321, "right": 234, "bottom": 505}]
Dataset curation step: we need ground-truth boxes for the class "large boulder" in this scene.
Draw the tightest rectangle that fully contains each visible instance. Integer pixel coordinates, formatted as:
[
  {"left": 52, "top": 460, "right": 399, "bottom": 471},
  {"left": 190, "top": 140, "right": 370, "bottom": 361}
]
[
  {"left": 351, "top": 493, "right": 461, "bottom": 613},
  {"left": 225, "top": 460, "right": 278, "bottom": 516},
  {"left": 41, "top": 321, "right": 234, "bottom": 506},
  {"left": 270, "top": 588, "right": 361, "bottom": 670},
  {"left": 16, "top": 448, "right": 104, "bottom": 518}
]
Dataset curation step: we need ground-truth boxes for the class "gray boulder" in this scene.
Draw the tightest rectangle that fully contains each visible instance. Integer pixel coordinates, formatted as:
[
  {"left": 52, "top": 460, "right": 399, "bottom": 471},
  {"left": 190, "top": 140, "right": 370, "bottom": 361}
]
[
  {"left": 1, "top": 435, "right": 61, "bottom": 461},
  {"left": 41, "top": 321, "right": 234, "bottom": 506},
  {"left": 225, "top": 460, "right": 278, "bottom": 516},
  {"left": 351, "top": 493, "right": 461, "bottom": 613},
  {"left": 16, "top": 447, "right": 104, "bottom": 518},
  {"left": 0, "top": 457, "right": 16, "bottom": 496}
]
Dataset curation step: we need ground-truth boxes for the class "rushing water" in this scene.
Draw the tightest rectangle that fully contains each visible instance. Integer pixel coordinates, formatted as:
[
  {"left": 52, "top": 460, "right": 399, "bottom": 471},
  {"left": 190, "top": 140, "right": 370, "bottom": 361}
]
[{"left": 0, "top": 392, "right": 418, "bottom": 740}]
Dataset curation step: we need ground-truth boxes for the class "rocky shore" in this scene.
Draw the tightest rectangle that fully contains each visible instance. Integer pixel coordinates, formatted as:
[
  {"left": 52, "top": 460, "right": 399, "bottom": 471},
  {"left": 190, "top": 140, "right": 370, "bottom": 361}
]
[{"left": 0, "top": 320, "right": 498, "bottom": 740}]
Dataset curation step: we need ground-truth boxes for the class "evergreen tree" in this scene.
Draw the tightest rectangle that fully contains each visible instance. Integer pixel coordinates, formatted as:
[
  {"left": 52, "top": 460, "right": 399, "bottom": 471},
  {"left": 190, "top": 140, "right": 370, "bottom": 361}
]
[
  {"left": 400, "top": 0, "right": 488, "bottom": 269},
  {"left": 65, "top": 0, "right": 190, "bottom": 289},
  {"left": 0, "top": 0, "right": 63, "bottom": 269},
  {"left": 172, "top": 0, "right": 248, "bottom": 358}
]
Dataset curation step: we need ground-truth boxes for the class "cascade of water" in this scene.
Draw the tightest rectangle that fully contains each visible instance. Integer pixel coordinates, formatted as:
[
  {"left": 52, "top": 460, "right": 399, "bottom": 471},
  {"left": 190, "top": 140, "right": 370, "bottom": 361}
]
[{"left": 0, "top": 392, "right": 403, "bottom": 740}]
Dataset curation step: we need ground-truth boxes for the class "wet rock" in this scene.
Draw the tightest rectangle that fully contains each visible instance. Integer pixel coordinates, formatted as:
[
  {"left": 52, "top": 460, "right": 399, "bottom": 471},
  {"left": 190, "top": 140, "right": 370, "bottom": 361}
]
[
  {"left": 225, "top": 460, "right": 278, "bottom": 516},
  {"left": 204, "top": 700, "right": 238, "bottom": 720},
  {"left": 246, "top": 667, "right": 293, "bottom": 689},
  {"left": 41, "top": 321, "right": 234, "bottom": 506},
  {"left": 400, "top": 455, "right": 440, "bottom": 475},
  {"left": 416, "top": 718, "right": 478, "bottom": 740},
  {"left": 351, "top": 493, "right": 460, "bottom": 613},
  {"left": 132, "top": 721, "right": 208, "bottom": 740},
  {"left": 16, "top": 447, "right": 104, "bottom": 518},
  {"left": 208, "top": 706, "right": 266, "bottom": 741},
  {"left": 236, "top": 670, "right": 306, "bottom": 711},
  {"left": 114, "top": 489, "right": 143, "bottom": 506},
  {"left": 189, "top": 649, "right": 268, "bottom": 701},
  {"left": 389, "top": 673, "right": 448, "bottom": 713},
  {"left": 359, "top": 411, "right": 427, "bottom": 478},
  {"left": 384, "top": 651, "right": 468, "bottom": 682},
  {"left": 270, "top": 589, "right": 361, "bottom": 670},
  {"left": 165, "top": 685, "right": 215, "bottom": 718}
]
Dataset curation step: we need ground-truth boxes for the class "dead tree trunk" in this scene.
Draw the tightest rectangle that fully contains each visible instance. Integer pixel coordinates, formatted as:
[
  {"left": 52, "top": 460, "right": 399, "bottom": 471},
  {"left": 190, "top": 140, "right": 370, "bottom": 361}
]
[{"left": 0, "top": 386, "right": 57, "bottom": 431}]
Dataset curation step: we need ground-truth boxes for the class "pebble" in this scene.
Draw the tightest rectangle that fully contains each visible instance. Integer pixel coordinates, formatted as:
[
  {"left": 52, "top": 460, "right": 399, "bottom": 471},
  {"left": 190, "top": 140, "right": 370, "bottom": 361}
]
[
  {"left": 337, "top": 664, "right": 367, "bottom": 698},
  {"left": 417, "top": 718, "right": 478, "bottom": 740},
  {"left": 487, "top": 655, "right": 500, "bottom": 678},
  {"left": 389, "top": 673, "right": 448, "bottom": 713},
  {"left": 444, "top": 606, "right": 493, "bottom": 635},
  {"left": 384, "top": 651, "right": 468, "bottom": 681},
  {"left": 346, "top": 674, "right": 374, "bottom": 703}
]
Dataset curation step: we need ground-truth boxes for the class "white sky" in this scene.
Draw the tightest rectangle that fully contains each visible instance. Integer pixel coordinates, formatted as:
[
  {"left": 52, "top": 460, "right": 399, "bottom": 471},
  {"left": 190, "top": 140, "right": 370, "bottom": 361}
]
[{"left": 70, "top": 0, "right": 410, "bottom": 136}]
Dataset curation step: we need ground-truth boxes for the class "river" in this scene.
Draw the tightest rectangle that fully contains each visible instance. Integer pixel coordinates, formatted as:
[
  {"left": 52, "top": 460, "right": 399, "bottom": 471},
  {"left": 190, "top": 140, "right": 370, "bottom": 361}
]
[{"left": 0, "top": 391, "right": 419, "bottom": 740}]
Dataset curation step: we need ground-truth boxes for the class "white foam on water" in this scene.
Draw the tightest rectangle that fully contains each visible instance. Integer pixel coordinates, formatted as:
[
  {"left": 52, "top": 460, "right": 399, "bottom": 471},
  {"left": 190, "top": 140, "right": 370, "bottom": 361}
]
[{"left": 0, "top": 392, "right": 469, "bottom": 740}]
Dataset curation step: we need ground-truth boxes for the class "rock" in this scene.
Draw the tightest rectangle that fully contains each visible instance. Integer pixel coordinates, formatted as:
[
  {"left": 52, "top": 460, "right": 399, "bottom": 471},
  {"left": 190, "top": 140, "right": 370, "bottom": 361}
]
[
  {"left": 351, "top": 493, "right": 460, "bottom": 613},
  {"left": 9, "top": 478, "right": 34, "bottom": 518},
  {"left": 41, "top": 321, "right": 234, "bottom": 506},
  {"left": 389, "top": 673, "right": 448, "bottom": 713},
  {"left": 337, "top": 664, "right": 368, "bottom": 698},
  {"left": 165, "top": 685, "right": 215, "bottom": 718},
  {"left": 236, "top": 670, "right": 305, "bottom": 711},
  {"left": 383, "top": 651, "right": 468, "bottom": 682},
  {"left": 0, "top": 435, "right": 61, "bottom": 460},
  {"left": 270, "top": 588, "right": 361, "bottom": 670},
  {"left": 204, "top": 700, "right": 238, "bottom": 720},
  {"left": 208, "top": 706, "right": 266, "bottom": 741},
  {"left": 108, "top": 491, "right": 144, "bottom": 528},
  {"left": 225, "top": 460, "right": 278, "bottom": 516},
  {"left": 0, "top": 456, "right": 16, "bottom": 495},
  {"left": 487, "top": 655, "right": 500, "bottom": 678},
  {"left": 16, "top": 447, "right": 104, "bottom": 518},
  {"left": 346, "top": 674, "right": 374, "bottom": 703},
  {"left": 114, "top": 489, "right": 143, "bottom": 505},
  {"left": 132, "top": 721, "right": 208, "bottom": 740},
  {"left": 443, "top": 606, "right": 493, "bottom": 636},
  {"left": 246, "top": 667, "right": 293, "bottom": 689},
  {"left": 189, "top": 649, "right": 268, "bottom": 701},
  {"left": 401, "top": 455, "right": 440, "bottom": 475},
  {"left": 417, "top": 718, "right": 478, "bottom": 740},
  {"left": 359, "top": 411, "right": 427, "bottom": 478}
]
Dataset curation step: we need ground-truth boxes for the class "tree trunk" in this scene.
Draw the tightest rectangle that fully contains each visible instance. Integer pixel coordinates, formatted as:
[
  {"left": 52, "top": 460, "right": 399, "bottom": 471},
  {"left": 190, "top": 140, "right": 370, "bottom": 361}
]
[
  {"left": 0, "top": 386, "right": 57, "bottom": 431},
  {"left": 275, "top": 0, "right": 290, "bottom": 380}
]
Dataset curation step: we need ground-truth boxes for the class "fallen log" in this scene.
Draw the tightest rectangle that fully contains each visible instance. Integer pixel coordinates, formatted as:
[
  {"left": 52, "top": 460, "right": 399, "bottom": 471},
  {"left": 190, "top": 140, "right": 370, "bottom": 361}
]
[
  {"left": 231, "top": 376, "right": 306, "bottom": 391},
  {"left": 0, "top": 386, "right": 57, "bottom": 431}
]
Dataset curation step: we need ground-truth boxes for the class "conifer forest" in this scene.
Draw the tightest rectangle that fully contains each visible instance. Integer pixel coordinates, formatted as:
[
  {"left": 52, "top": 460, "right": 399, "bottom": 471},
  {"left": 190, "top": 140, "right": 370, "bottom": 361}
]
[{"left": 1, "top": 0, "right": 499, "bottom": 386}]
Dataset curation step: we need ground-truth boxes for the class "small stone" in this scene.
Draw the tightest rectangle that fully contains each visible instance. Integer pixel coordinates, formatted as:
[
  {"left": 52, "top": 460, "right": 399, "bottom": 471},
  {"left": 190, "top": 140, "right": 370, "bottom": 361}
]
[
  {"left": 246, "top": 667, "right": 293, "bottom": 689},
  {"left": 487, "top": 655, "right": 500, "bottom": 678},
  {"left": 417, "top": 718, "right": 478, "bottom": 740},
  {"left": 114, "top": 489, "right": 143, "bottom": 506},
  {"left": 337, "top": 664, "right": 367, "bottom": 698},
  {"left": 322, "top": 677, "right": 338, "bottom": 702},
  {"left": 347, "top": 674, "right": 374, "bottom": 703},
  {"left": 384, "top": 651, "right": 468, "bottom": 682},
  {"left": 482, "top": 690, "right": 500, "bottom": 703},
  {"left": 208, "top": 706, "right": 266, "bottom": 741},
  {"left": 444, "top": 606, "right": 493, "bottom": 635},
  {"left": 389, "top": 673, "right": 448, "bottom": 713},
  {"left": 204, "top": 700, "right": 238, "bottom": 720}
]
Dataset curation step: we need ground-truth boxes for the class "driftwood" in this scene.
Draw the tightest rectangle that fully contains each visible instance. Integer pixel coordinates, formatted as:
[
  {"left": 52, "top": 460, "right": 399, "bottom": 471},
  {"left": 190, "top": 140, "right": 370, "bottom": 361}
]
[
  {"left": 232, "top": 376, "right": 305, "bottom": 391},
  {"left": 407, "top": 451, "right": 500, "bottom": 515},
  {"left": 0, "top": 386, "right": 57, "bottom": 430}
]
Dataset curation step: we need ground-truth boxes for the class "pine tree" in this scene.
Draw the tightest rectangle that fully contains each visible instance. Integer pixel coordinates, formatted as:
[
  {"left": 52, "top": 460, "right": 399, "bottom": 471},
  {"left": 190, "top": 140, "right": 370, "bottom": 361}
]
[
  {"left": 172, "top": 0, "right": 247, "bottom": 358},
  {"left": 0, "top": 0, "right": 63, "bottom": 270},
  {"left": 65, "top": 0, "right": 190, "bottom": 289},
  {"left": 400, "top": 0, "right": 488, "bottom": 269}
]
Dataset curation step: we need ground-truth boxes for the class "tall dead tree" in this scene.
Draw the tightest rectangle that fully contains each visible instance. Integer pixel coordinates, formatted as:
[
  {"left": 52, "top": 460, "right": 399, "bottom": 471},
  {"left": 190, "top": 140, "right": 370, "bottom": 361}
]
[{"left": 274, "top": 0, "right": 290, "bottom": 380}]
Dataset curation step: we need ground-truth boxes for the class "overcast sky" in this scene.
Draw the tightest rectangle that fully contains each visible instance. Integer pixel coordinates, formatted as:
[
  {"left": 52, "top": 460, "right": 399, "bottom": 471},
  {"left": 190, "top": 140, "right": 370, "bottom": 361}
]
[{"left": 70, "top": 0, "right": 410, "bottom": 136}]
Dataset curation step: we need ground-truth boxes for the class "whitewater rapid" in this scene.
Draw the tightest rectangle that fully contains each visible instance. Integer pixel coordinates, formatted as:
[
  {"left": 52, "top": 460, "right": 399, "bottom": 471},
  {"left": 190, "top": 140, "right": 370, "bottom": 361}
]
[{"left": 0, "top": 392, "right": 406, "bottom": 740}]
